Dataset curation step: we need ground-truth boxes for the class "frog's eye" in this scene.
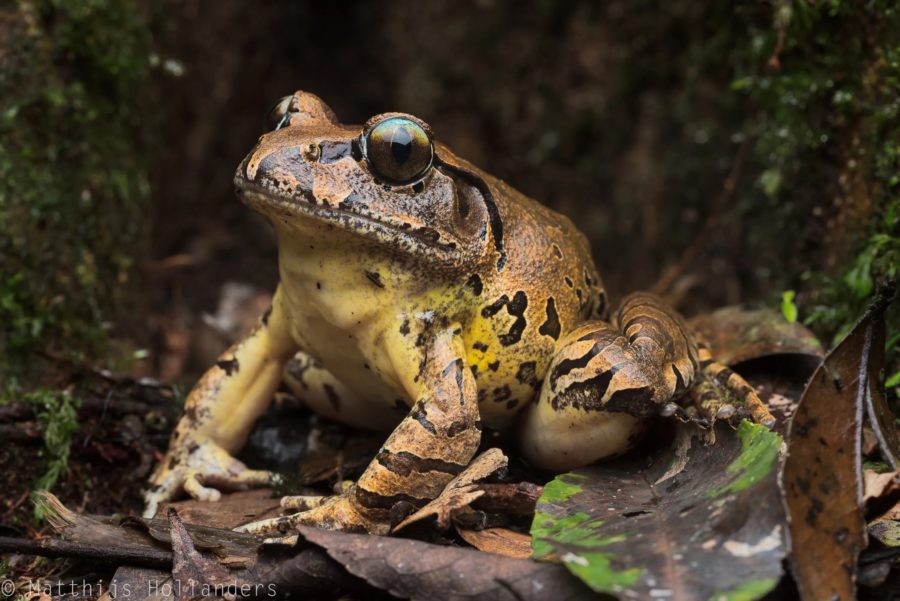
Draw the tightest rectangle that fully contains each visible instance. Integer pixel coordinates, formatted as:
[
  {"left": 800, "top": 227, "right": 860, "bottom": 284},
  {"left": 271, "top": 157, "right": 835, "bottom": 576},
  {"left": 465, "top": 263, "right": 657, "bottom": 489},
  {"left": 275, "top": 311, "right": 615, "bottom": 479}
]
[
  {"left": 364, "top": 117, "right": 433, "bottom": 184},
  {"left": 264, "top": 96, "right": 293, "bottom": 132}
]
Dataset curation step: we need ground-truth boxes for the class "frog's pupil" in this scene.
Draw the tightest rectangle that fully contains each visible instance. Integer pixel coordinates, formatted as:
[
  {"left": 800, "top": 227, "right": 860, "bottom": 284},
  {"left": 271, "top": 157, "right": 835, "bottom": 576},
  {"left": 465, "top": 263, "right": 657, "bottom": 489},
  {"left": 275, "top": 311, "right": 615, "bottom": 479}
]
[{"left": 389, "top": 127, "right": 413, "bottom": 165}]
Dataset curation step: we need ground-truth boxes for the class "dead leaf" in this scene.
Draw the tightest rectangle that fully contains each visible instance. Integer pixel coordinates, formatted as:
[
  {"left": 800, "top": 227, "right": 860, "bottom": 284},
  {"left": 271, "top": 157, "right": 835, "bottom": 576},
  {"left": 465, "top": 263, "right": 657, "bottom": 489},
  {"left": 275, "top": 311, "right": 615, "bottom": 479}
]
[
  {"left": 532, "top": 420, "right": 786, "bottom": 600},
  {"left": 863, "top": 321, "right": 900, "bottom": 469},
  {"left": 167, "top": 509, "right": 248, "bottom": 601},
  {"left": 781, "top": 293, "right": 893, "bottom": 601},
  {"left": 299, "top": 524, "right": 597, "bottom": 601},
  {"left": 393, "top": 448, "right": 508, "bottom": 532},
  {"left": 456, "top": 527, "right": 533, "bottom": 559},
  {"left": 689, "top": 306, "right": 823, "bottom": 365},
  {"left": 863, "top": 469, "right": 900, "bottom": 503},
  {"left": 160, "top": 489, "right": 281, "bottom": 530}
]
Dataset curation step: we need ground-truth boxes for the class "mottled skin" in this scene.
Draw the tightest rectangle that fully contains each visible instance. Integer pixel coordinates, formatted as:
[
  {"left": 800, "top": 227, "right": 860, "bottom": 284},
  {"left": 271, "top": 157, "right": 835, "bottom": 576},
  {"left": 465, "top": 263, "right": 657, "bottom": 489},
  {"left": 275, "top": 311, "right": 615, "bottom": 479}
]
[{"left": 144, "top": 92, "right": 774, "bottom": 534}]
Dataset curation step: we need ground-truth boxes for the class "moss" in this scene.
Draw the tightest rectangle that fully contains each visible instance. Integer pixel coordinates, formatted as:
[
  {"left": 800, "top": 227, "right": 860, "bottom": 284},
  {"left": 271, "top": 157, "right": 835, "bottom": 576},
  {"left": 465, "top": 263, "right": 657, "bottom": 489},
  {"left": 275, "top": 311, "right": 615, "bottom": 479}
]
[
  {"left": 0, "top": 0, "right": 157, "bottom": 382},
  {"left": 728, "top": 1, "right": 900, "bottom": 395}
]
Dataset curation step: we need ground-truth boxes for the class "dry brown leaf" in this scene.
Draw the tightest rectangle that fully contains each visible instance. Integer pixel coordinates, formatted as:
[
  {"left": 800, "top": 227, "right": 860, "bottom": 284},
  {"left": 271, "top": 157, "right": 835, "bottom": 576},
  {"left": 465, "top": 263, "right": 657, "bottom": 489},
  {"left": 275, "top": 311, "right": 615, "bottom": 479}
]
[
  {"left": 863, "top": 469, "right": 900, "bottom": 503},
  {"left": 393, "top": 448, "right": 507, "bottom": 532},
  {"left": 782, "top": 294, "right": 891, "bottom": 601},
  {"left": 456, "top": 527, "right": 533, "bottom": 559}
]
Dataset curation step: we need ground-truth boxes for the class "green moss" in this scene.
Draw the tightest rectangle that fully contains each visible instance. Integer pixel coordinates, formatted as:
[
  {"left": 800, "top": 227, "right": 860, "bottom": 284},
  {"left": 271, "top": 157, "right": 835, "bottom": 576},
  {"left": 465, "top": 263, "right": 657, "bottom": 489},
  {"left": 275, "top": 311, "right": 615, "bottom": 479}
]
[{"left": 0, "top": 0, "right": 157, "bottom": 381}]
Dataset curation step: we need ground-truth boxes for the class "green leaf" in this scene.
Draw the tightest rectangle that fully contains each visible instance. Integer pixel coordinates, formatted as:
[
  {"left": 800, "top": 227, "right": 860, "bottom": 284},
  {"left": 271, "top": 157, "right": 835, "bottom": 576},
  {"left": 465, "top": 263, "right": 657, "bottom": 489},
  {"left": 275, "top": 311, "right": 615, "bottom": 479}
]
[{"left": 781, "top": 290, "right": 798, "bottom": 323}]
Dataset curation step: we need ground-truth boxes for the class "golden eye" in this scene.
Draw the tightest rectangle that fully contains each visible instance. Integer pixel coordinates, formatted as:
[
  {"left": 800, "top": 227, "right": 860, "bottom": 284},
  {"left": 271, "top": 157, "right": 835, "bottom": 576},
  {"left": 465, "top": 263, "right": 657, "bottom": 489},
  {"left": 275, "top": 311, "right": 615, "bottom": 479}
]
[
  {"left": 264, "top": 95, "right": 292, "bottom": 132},
  {"left": 364, "top": 117, "right": 433, "bottom": 184}
]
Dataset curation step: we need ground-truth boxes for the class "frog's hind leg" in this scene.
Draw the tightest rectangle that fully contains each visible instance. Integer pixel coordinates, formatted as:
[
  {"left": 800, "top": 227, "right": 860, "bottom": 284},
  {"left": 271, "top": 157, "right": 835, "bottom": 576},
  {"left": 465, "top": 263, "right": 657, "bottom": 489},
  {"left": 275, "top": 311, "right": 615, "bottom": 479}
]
[
  {"left": 687, "top": 342, "right": 775, "bottom": 428},
  {"left": 520, "top": 292, "right": 698, "bottom": 472}
]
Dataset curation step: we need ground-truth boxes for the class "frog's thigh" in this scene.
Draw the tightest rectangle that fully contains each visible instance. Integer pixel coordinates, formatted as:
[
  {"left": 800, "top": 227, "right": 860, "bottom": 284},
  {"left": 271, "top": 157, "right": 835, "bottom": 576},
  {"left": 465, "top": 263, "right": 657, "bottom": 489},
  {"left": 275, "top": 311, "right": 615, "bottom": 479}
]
[
  {"left": 519, "top": 313, "right": 686, "bottom": 472},
  {"left": 283, "top": 353, "right": 384, "bottom": 430}
]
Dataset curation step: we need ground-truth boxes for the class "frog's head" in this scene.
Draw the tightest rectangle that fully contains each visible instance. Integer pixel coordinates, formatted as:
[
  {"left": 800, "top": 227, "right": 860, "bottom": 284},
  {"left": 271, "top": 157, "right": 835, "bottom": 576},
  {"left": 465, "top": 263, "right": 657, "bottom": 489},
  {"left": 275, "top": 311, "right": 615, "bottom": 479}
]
[{"left": 235, "top": 91, "right": 504, "bottom": 270}]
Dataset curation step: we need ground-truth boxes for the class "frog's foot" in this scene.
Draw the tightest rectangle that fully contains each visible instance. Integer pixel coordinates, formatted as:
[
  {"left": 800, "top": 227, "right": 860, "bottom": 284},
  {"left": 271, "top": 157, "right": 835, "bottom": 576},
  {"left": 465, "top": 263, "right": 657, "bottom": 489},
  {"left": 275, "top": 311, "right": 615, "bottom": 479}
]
[
  {"left": 235, "top": 491, "right": 383, "bottom": 535},
  {"left": 143, "top": 438, "right": 279, "bottom": 519},
  {"left": 675, "top": 344, "right": 775, "bottom": 429}
]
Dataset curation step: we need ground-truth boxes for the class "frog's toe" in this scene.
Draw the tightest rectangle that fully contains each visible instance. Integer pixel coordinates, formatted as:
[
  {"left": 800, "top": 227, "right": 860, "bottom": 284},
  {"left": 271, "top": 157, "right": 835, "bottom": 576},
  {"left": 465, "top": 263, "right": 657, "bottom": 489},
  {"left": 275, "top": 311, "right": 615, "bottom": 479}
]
[
  {"left": 688, "top": 357, "right": 775, "bottom": 429},
  {"left": 280, "top": 494, "right": 328, "bottom": 511}
]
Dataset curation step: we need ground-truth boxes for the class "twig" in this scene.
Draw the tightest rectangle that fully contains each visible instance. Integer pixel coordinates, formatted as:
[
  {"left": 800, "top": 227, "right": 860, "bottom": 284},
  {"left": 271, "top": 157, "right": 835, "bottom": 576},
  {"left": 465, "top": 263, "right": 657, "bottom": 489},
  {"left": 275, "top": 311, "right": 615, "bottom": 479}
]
[{"left": 0, "top": 536, "right": 172, "bottom": 569}]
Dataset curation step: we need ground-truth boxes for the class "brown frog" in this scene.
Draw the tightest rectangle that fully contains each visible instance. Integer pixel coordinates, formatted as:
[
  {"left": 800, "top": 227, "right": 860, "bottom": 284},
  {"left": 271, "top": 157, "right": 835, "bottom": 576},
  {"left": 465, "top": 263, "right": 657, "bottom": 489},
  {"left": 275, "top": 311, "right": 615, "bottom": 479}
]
[{"left": 143, "top": 91, "right": 774, "bottom": 534}]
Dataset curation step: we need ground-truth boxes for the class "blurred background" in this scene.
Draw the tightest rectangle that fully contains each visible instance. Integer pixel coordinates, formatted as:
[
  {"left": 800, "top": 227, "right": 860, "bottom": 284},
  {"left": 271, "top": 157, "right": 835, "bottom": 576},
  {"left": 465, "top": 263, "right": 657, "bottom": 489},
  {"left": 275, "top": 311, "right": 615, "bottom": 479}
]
[{"left": 1, "top": 1, "right": 898, "bottom": 519}]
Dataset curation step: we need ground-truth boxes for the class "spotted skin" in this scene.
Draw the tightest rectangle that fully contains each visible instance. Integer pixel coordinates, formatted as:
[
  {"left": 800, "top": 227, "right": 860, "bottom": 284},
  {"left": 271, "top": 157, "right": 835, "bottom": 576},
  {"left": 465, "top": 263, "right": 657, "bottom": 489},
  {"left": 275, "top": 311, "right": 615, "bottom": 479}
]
[{"left": 144, "top": 91, "right": 775, "bottom": 532}]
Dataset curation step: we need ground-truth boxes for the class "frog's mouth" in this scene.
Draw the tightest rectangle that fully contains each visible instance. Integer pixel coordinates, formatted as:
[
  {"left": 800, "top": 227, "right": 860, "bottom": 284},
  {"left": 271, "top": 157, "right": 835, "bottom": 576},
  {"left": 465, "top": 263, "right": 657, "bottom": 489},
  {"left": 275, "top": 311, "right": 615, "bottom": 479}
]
[{"left": 235, "top": 180, "right": 477, "bottom": 267}]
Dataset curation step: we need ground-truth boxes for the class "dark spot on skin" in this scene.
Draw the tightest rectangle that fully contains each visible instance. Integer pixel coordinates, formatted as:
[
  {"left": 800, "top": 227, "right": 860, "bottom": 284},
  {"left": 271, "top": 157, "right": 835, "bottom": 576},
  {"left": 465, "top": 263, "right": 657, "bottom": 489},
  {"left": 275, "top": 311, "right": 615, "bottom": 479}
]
[
  {"left": 515, "top": 361, "right": 541, "bottom": 390},
  {"left": 552, "top": 244, "right": 563, "bottom": 259},
  {"left": 492, "top": 385, "right": 512, "bottom": 402},
  {"left": 550, "top": 343, "right": 601, "bottom": 387},
  {"left": 261, "top": 306, "right": 272, "bottom": 326},
  {"left": 410, "top": 400, "right": 437, "bottom": 435},
  {"left": 440, "top": 316, "right": 450, "bottom": 328},
  {"left": 564, "top": 276, "right": 574, "bottom": 288},
  {"left": 323, "top": 384, "right": 341, "bottom": 412},
  {"left": 488, "top": 360, "right": 500, "bottom": 372},
  {"left": 446, "top": 419, "right": 471, "bottom": 437},
  {"left": 477, "top": 389, "right": 487, "bottom": 403},
  {"left": 466, "top": 274, "right": 483, "bottom": 296},
  {"left": 168, "top": 456, "right": 178, "bottom": 469},
  {"left": 470, "top": 364, "right": 478, "bottom": 376},
  {"left": 576, "top": 288, "right": 583, "bottom": 303},
  {"left": 316, "top": 282, "right": 322, "bottom": 290},
  {"left": 506, "top": 399, "right": 520, "bottom": 410},
  {"left": 382, "top": 184, "right": 392, "bottom": 192},
  {"left": 481, "top": 295, "right": 509, "bottom": 318},
  {"left": 584, "top": 270, "right": 594, "bottom": 287},
  {"left": 498, "top": 291, "right": 528, "bottom": 346},
  {"left": 539, "top": 297, "right": 561, "bottom": 340},
  {"left": 399, "top": 319, "right": 410, "bottom": 336},
  {"left": 216, "top": 358, "right": 239, "bottom": 376},
  {"left": 415, "top": 227, "right": 441, "bottom": 243},
  {"left": 605, "top": 386, "right": 655, "bottom": 416},
  {"left": 415, "top": 333, "right": 426, "bottom": 347},
  {"left": 365, "top": 270, "right": 385, "bottom": 288},
  {"left": 377, "top": 449, "right": 466, "bottom": 477},
  {"left": 453, "top": 327, "right": 462, "bottom": 336},
  {"left": 412, "top": 181, "right": 425, "bottom": 193},
  {"left": 550, "top": 369, "right": 616, "bottom": 413},
  {"left": 187, "top": 442, "right": 199, "bottom": 454},
  {"left": 473, "top": 341, "right": 488, "bottom": 352}
]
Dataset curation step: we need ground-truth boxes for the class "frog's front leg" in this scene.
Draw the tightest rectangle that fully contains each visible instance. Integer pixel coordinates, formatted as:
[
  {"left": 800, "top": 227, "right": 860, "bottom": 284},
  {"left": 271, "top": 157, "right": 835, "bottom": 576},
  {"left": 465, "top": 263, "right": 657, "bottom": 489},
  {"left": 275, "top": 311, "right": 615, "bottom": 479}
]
[
  {"left": 143, "top": 287, "right": 299, "bottom": 518},
  {"left": 236, "top": 327, "right": 480, "bottom": 535},
  {"left": 520, "top": 292, "right": 774, "bottom": 472}
]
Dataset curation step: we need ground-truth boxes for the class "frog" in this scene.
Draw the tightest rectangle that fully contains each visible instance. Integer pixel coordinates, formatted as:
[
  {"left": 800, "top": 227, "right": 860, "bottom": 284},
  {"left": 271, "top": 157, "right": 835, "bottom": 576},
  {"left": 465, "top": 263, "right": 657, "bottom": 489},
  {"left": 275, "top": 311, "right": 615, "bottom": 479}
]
[{"left": 143, "top": 91, "right": 775, "bottom": 535}]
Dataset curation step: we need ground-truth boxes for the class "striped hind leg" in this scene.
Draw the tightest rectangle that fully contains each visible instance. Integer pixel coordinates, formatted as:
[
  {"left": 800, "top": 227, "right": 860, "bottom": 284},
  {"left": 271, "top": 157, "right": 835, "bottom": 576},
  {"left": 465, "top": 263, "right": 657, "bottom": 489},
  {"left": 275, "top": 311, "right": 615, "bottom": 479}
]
[{"left": 520, "top": 293, "right": 699, "bottom": 472}]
